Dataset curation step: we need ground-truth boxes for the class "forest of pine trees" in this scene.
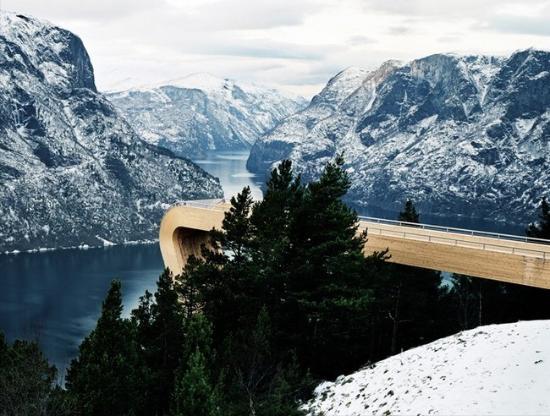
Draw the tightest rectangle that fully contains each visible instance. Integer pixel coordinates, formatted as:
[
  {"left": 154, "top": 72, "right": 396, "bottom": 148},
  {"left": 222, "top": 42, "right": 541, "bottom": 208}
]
[{"left": 2, "top": 159, "right": 550, "bottom": 415}]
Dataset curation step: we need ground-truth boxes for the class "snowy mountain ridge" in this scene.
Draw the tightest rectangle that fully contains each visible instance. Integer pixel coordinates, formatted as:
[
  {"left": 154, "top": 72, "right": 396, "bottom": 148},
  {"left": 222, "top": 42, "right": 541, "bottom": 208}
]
[
  {"left": 108, "top": 74, "right": 307, "bottom": 158},
  {"left": 0, "top": 12, "right": 222, "bottom": 252},
  {"left": 304, "top": 320, "right": 550, "bottom": 415},
  {"left": 248, "top": 50, "right": 550, "bottom": 229}
]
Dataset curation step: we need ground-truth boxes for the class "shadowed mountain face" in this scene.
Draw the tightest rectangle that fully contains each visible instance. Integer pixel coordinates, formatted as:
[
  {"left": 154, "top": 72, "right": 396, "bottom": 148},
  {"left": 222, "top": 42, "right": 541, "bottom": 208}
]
[
  {"left": 0, "top": 12, "right": 222, "bottom": 252},
  {"left": 108, "top": 74, "right": 307, "bottom": 159},
  {"left": 248, "top": 50, "right": 550, "bottom": 228}
]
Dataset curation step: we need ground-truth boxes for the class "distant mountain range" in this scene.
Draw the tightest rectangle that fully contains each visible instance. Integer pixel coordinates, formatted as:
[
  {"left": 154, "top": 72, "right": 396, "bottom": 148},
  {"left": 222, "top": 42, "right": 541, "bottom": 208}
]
[
  {"left": 0, "top": 12, "right": 222, "bottom": 252},
  {"left": 108, "top": 74, "right": 306, "bottom": 158},
  {"left": 248, "top": 50, "right": 550, "bottom": 230}
]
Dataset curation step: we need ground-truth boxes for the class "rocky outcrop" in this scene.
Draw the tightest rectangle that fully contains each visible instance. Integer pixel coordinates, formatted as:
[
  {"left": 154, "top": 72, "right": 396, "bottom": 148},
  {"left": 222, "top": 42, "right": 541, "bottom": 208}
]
[
  {"left": 0, "top": 12, "right": 222, "bottom": 252},
  {"left": 248, "top": 50, "right": 550, "bottom": 230},
  {"left": 108, "top": 73, "right": 306, "bottom": 158}
]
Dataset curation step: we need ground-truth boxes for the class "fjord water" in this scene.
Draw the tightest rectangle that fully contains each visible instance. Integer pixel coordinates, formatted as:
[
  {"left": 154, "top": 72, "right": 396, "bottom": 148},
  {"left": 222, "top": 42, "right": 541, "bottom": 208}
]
[
  {"left": 193, "top": 150, "right": 264, "bottom": 201},
  {"left": 0, "top": 150, "right": 262, "bottom": 377},
  {"left": 0, "top": 245, "right": 163, "bottom": 377}
]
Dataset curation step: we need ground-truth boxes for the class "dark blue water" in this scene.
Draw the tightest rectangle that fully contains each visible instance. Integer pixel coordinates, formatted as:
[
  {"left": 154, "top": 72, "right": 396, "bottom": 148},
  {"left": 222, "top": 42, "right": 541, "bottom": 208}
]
[
  {"left": 0, "top": 150, "right": 262, "bottom": 379},
  {"left": 0, "top": 244, "right": 163, "bottom": 377}
]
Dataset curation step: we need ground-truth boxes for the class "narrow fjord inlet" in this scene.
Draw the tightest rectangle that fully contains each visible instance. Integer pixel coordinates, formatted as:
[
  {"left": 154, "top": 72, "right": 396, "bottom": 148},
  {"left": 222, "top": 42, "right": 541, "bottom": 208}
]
[
  {"left": 0, "top": 3, "right": 549, "bottom": 415},
  {"left": 0, "top": 151, "right": 261, "bottom": 376}
]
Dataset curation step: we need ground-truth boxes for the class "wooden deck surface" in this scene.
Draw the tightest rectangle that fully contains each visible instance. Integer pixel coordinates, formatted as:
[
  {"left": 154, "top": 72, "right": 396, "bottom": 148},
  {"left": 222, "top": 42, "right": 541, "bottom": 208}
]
[{"left": 159, "top": 203, "right": 550, "bottom": 289}]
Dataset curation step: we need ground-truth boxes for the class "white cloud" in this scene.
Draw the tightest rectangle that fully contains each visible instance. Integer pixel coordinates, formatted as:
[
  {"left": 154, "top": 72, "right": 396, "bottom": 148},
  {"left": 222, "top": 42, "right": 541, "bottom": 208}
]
[{"left": 3, "top": 0, "right": 550, "bottom": 98}]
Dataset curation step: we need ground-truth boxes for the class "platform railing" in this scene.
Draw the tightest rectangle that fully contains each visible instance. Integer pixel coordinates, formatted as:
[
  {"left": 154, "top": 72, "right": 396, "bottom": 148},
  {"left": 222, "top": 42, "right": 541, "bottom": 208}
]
[
  {"left": 360, "top": 217, "right": 550, "bottom": 260},
  {"left": 358, "top": 216, "right": 550, "bottom": 246},
  {"left": 176, "top": 199, "right": 228, "bottom": 211},
  {"left": 174, "top": 201, "right": 550, "bottom": 260}
]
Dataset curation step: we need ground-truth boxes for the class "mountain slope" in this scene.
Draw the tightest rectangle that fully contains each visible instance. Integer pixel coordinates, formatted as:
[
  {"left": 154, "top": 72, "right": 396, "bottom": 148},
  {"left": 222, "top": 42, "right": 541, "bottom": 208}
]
[
  {"left": 248, "top": 50, "right": 550, "bottom": 229},
  {"left": 108, "top": 73, "right": 306, "bottom": 158},
  {"left": 304, "top": 320, "right": 550, "bottom": 415},
  {"left": 0, "top": 12, "right": 222, "bottom": 252}
]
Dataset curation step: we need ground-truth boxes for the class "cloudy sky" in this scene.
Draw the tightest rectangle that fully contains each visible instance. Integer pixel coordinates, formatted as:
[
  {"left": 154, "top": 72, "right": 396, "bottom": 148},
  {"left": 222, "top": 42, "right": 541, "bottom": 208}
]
[{"left": 4, "top": 0, "right": 550, "bottom": 97}]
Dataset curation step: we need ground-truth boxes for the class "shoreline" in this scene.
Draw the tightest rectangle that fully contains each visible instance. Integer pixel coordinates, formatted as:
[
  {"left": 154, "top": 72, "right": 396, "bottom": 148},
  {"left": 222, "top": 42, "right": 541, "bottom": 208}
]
[{"left": 2, "top": 238, "right": 159, "bottom": 256}]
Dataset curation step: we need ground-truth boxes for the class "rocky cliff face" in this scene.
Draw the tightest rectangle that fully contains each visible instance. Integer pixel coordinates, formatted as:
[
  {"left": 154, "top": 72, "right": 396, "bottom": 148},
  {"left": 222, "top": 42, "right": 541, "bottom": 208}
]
[
  {"left": 108, "top": 74, "right": 306, "bottom": 158},
  {"left": 248, "top": 50, "right": 550, "bottom": 229},
  {"left": 0, "top": 12, "right": 222, "bottom": 252}
]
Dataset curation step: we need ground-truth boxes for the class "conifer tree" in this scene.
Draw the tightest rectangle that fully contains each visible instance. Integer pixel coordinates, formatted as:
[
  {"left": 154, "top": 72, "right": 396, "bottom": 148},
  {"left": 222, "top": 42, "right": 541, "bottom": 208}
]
[
  {"left": 283, "top": 155, "right": 385, "bottom": 376},
  {"left": 171, "top": 350, "right": 220, "bottom": 416},
  {"left": 131, "top": 269, "right": 185, "bottom": 416},
  {"left": 0, "top": 334, "right": 59, "bottom": 415},
  {"left": 221, "top": 307, "right": 308, "bottom": 416},
  {"left": 398, "top": 199, "right": 420, "bottom": 223},
  {"left": 526, "top": 197, "right": 550, "bottom": 239},
  {"left": 171, "top": 314, "right": 220, "bottom": 416},
  {"left": 218, "top": 186, "right": 255, "bottom": 263},
  {"left": 66, "top": 280, "right": 143, "bottom": 416}
]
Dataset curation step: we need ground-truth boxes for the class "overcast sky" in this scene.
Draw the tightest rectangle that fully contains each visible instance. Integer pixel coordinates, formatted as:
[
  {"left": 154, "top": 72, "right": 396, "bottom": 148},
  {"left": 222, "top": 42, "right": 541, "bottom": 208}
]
[{"left": 4, "top": 0, "right": 550, "bottom": 97}]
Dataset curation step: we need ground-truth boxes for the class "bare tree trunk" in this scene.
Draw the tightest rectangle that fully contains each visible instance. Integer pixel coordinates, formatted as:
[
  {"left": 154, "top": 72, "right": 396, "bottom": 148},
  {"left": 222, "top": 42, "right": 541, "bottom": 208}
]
[
  {"left": 478, "top": 280, "right": 483, "bottom": 327},
  {"left": 390, "top": 280, "right": 402, "bottom": 355}
]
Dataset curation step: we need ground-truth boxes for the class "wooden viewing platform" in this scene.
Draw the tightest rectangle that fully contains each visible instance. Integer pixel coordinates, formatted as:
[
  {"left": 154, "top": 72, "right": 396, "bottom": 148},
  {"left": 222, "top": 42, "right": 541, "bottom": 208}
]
[{"left": 159, "top": 200, "right": 550, "bottom": 289}]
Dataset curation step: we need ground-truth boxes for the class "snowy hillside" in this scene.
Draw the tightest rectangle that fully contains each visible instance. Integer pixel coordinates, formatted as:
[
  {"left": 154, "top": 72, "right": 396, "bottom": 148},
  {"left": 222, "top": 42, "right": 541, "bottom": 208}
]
[
  {"left": 248, "top": 50, "right": 550, "bottom": 229},
  {"left": 0, "top": 12, "right": 222, "bottom": 252},
  {"left": 304, "top": 320, "right": 550, "bottom": 415},
  {"left": 108, "top": 73, "right": 306, "bottom": 158}
]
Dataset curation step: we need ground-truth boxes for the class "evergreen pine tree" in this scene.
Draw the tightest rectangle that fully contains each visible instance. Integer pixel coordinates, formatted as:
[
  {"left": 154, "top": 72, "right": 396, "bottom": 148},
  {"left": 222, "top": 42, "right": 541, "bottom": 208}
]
[
  {"left": 283, "top": 155, "right": 385, "bottom": 377},
  {"left": 0, "top": 334, "right": 59, "bottom": 416},
  {"left": 526, "top": 197, "right": 550, "bottom": 239},
  {"left": 131, "top": 269, "right": 186, "bottom": 416},
  {"left": 219, "top": 186, "right": 255, "bottom": 263},
  {"left": 66, "top": 280, "right": 143, "bottom": 416},
  {"left": 398, "top": 199, "right": 420, "bottom": 223},
  {"left": 221, "top": 307, "right": 308, "bottom": 416},
  {"left": 171, "top": 314, "right": 220, "bottom": 416},
  {"left": 183, "top": 185, "right": 262, "bottom": 345},
  {"left": 171, "top": 350, "right": 220, "bottom": 416}
]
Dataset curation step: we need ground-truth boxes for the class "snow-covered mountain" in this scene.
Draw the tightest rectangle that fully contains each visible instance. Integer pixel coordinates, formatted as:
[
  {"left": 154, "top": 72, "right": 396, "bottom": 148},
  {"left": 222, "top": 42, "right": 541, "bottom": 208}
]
[
  {"left": 248, "top": 50, "right": 550, "bottom": 229},
  {"left": 304, "top": 320, "right": 550, "bottom": 415},
  {"left": 108, "top": 73, "right": 306, "bottom": 158},
  {"left": 0, "top": 12, "right": 222, "bottom": 252}
]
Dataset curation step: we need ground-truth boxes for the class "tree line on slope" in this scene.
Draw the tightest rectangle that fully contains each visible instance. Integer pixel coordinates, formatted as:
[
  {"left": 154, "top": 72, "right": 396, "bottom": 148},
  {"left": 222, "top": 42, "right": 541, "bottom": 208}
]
[{"left": 2, "top": 158, "right": 550, "bottom": 416}]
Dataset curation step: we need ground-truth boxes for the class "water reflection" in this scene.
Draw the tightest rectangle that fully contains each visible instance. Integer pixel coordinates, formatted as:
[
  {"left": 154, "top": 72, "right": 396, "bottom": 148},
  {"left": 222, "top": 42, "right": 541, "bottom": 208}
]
[{"left": 194, "top": 150, "right": 263, "bottom": 201}]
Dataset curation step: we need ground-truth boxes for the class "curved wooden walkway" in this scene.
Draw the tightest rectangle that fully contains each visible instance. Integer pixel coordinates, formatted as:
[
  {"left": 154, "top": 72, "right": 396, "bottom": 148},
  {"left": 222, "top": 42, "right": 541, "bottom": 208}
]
[{"left": 159, "top": 200, "right": 550, "bottom": 289}]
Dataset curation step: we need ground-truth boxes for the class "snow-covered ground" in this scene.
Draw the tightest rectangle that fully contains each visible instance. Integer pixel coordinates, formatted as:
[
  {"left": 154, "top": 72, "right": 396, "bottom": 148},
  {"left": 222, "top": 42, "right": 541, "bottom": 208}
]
[{"left": 305, "top": 320, "right": 550, "bottom": 415}]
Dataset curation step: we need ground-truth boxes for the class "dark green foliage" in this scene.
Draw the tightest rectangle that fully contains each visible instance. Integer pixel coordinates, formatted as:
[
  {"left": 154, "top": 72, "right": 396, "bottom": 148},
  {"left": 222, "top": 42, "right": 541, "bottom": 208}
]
[
  {"left": 171, "top": 350, "right": 220, "bottom": 416},
  {"left": 171, "top": 314, "right": 220, "bottom": 416},
  {"left": 0, "top": 333, "right": 60, "bottom": 416},
  {"left": 65, "top": 280, "right": 144, "bottom": 416},
  {"left": 179, "top": 156, "right": 388, "bottom": 413},
  {"left": 398, "top": 199, "right": 420, "bottom": 223},
  {"left": 132, "top": 269, "right": 186, "bottom": 416},
  {"left": 218, "top": 186, "right": 255, "bottom": 263},
  {"left": 526, "top": 197, "right": 550, "bottom": 239},
  {"left": 220, "top": 308, "right": 311, "bottom": 416},
  {"left": 280, "top": 156, "right": 387, "bottom": 376}
]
